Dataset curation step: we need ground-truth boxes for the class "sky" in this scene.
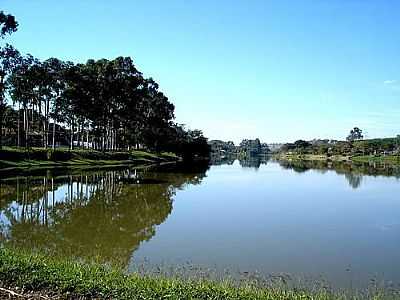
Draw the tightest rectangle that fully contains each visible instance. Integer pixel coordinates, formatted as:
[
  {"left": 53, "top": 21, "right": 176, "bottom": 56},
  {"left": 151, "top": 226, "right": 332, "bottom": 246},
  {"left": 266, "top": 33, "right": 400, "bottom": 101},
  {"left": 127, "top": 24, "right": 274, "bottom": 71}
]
[{"left": 1, "top": 0, "right": 400, "bottom": 144}]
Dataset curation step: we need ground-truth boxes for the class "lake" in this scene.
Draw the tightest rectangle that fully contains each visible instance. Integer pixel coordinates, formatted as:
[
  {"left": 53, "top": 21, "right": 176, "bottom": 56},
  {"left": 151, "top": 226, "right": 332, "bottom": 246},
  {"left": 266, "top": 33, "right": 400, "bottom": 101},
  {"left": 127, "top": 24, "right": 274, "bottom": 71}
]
[{"left": 1, "top": 158, "right": 400, "bottom": 289}]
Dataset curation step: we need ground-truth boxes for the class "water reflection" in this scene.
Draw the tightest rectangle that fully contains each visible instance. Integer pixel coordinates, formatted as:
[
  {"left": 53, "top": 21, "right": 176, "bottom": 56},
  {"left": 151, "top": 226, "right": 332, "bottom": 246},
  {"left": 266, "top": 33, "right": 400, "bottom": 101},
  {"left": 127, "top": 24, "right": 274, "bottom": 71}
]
[
  {"left": 275, "top": 159, "right": 400, "bottom": 189},
  {"left": 211, "top": 154, "right": 400, "bottom": 189},
  {"left": 209, "top": 154, "right": 236, "bottom": 166},
  {"left": 239, "top": 155, "right": 269, "bottom": 169},
  {"left": 2, "top": 158, "right": 400, "bottom": 288},
  {"left": 0, "top": 164, "right": 209, "bottom": 266},
  {"left": 130, "top": 158, "right": 400, "bottom": 288},
  {"left": 344, "top": 173, "right": 363, "bottom": 189},
  {"left": 210, "top": 154, "right": 270, "bottom": 169}
]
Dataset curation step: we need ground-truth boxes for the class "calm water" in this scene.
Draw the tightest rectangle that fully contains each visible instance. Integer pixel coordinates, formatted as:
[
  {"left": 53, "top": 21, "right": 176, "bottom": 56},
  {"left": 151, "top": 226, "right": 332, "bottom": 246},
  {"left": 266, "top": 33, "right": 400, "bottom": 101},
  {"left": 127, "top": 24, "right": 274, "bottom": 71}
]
[{"left": 1, "top": 159, "right": 400, "bottom": 288}]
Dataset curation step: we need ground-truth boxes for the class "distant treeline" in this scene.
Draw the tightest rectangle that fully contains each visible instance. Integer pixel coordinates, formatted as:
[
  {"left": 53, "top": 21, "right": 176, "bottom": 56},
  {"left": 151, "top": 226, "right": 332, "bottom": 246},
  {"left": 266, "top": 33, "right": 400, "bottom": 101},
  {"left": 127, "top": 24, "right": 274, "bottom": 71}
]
[
  {"left": 0, "top": 11, "right": 210, "bottom": 159},
  {"left": 279, "top": 137, "right": 400, "bottom": 157},
  {"left": 209, "top": 128, "right": 400, "bottom": 159},
  {"left": 209, "top": 138, "right": 270, "bottom": 156}
]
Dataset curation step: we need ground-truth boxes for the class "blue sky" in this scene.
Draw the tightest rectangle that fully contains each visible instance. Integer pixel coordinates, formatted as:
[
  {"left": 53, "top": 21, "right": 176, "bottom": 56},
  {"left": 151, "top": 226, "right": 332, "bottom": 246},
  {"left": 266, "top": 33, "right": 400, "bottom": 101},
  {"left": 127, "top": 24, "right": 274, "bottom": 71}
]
[{"left": 2, "top": 0, "right": 400, "bottom": 143}]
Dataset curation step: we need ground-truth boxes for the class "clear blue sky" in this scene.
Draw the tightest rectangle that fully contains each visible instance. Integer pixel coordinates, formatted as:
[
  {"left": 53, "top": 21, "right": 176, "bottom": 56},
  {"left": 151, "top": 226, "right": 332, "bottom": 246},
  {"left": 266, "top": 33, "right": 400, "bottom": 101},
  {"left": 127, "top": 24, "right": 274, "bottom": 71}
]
[{"left": 2, "top": 0, "right": 400, "bottom": 143}]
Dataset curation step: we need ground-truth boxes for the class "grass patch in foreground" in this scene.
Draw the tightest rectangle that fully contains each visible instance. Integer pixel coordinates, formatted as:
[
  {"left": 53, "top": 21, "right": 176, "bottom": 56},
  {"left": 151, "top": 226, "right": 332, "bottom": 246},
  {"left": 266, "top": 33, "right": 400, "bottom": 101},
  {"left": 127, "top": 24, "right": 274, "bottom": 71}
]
[{"left": 0, "top": 248, "right": 397, "bottom": 299}]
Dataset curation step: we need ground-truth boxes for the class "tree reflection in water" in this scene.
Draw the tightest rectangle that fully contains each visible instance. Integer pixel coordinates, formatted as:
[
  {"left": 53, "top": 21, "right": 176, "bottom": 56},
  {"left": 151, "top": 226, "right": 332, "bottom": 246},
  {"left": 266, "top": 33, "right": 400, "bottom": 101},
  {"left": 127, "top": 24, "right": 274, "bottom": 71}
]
[
  {"left": 210, "top": 154, "right": 270, "bottom": 169},
  {"left": 210, "top": 154, "right": 400, "bottom": 189},
  {"left": 275, "top": 159, "right": 400, "bottom": 189},
  {"left": 0, "top": 163, "right": 209, "bottom": 267}
]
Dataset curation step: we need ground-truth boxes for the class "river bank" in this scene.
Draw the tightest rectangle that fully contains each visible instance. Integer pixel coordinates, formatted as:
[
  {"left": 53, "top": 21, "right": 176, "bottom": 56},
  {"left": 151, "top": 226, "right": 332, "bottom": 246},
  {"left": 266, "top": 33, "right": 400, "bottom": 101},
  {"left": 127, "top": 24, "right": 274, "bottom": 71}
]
[
  {"left": 273, "top": 153, "right": 400, "bottom": 164},
  {"left": 0, "top": 148, "right": 179, "bottom": 170},
  {"left": 0, "top": 248, "right": 394, "bottom": 300}
]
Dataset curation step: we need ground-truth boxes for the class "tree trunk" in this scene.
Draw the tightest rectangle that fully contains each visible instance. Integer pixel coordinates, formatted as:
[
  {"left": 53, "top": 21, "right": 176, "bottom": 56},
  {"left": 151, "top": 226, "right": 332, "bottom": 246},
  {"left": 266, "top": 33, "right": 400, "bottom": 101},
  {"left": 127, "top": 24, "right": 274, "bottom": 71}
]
[
  {"left": 45, "top": 99, "right": 50, "bottom": 149},
  {"left": 70, "top": 118, "right": 74, "bottom": 150},
  {"left": 76, "top": 123, "right": 80, "bottom": 148},
  {"left": 0, "top": 102, "right": 4, "bottom": 150},
  {"left": 86, "top": 127, "right": 89, "bottom": 149},
  {"left": 80, "top": 122, "right": 84, "bottom": 148},
  {"left": 24, "top": 106, "right": 28, "bottom": 149},
  {"left": 0, "top": 110, "right": 3, "bottom": 150},
  {"left": 0, "top": 82, "right": 4, "bottom": 149},
  {"left": 39, "top": 100, "right": 45, "bottom": 148},
  {"left": 43, "top": 116, "right": 46, "bottom": 148},
  {"left": 52, "top": 121, "right": 56, "bottom": 150},
  {"left": 17, "top": 103, "right": 20, "bottom": 147}
]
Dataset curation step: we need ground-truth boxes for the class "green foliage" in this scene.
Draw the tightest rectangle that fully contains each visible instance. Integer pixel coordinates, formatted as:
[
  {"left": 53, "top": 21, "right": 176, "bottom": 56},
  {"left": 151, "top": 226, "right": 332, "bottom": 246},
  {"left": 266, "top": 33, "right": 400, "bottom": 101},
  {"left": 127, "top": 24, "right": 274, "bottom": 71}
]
[
  {"left": 281, "top": 140, "right": 312, "bottom": 154},
  {"left": 279, "top": 137, "right": 400, "bottom": 160},
  {"left": 0, "top": 11, "right": 18, "bottom": 38},
  {"left": 238, "top": 139, "right": 266, "bottom": 156},
  {"left": 346, "top": 127, "right": 363, "bottom": 142},
  {"left": 0, "top": 11, "right": 19, "bottom": 150},
  {"left": 352, "top": 138, "right": 399, "bottom": 155},
  {"left": 3, "top": 55, "right": 210, "bottom": 157}
]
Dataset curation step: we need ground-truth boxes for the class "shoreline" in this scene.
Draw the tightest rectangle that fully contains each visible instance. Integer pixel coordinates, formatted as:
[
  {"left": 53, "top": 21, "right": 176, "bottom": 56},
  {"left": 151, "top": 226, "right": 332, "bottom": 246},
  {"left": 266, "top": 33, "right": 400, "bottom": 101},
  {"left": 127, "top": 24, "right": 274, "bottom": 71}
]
[
  {"left": 272, "top": 153, "right": 400, "bottom": 165},
  {"left": 0, "top": 148, "right": 180, "bottom": 171},
  {"left": 0, "top": 248, "right": 393, "bottom": 300}
]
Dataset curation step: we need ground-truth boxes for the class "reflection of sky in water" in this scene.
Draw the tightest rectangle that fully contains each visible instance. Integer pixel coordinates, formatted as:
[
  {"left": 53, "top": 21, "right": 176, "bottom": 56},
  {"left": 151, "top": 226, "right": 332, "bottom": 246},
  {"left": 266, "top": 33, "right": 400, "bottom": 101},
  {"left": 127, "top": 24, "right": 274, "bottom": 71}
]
[
  {"left": 1, "top": 162, "right": 400, "bottom": 289},
  {"left": 132, "top": 162, "right": 400, "bottom": 288}
]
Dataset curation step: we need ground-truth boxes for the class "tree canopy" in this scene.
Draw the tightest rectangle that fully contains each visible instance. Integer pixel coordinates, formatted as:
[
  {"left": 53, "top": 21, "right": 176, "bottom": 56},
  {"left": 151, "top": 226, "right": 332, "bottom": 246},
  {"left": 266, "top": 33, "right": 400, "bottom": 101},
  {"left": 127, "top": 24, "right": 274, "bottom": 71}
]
[
  {"left": 0, "top": 11, "right": 18, "bottom": 38},
  {"left": 346, "top": 127, "right": 363, "bottom": 142}
]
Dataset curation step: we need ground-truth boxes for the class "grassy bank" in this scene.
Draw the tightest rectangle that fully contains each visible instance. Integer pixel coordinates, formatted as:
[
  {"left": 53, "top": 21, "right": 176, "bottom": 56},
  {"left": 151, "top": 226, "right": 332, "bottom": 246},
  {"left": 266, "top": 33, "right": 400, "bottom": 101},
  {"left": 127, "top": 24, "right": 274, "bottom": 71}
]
[
  {"left": 0, "top": 248, "right": 395, "bottom": 300},
  {"left": 274, "top": 153, "right": 400, "bottom": 165},
  {"left": 0, "top": 147, "right": 179, "bottom": 169},
  {"left": 351, "top": 155, "right": 400, "bottom": 164},
  {"left": 273, "top": 154, "right": 351, "bottom": 162}
]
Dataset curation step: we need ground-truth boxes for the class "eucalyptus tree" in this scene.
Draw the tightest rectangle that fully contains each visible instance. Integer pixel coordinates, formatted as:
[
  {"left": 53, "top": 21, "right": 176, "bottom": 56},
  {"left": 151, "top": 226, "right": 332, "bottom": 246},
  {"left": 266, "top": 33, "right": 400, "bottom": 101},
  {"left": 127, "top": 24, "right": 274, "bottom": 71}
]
[
  {"left": 28, "top": 60, "right": 54, "bottom": 148},
  {"left": 43, "top": 58, "right": 67, "bottom": 149},
  {"left": 3, "top": 51, "right": 209, "bottom": 156},
  {"left": 347, "top": 127, "right": 363, "bottom": 142},
  {"left": 96, "top": 58, "right": 120, "bottom": 151},
  {"left": 78, "top": 57, "right": 143, "bottom": 151},
  {"left": 0, "top": 45, "right": 21, "bottom": 148},
  {"left": 59, "top": 61, "right": 88, "bottom": 150},
  {"left": 160, "top": 124, "right": 209, "bottom": 160},
  {"left": 139, "top": 78, "right": 175, "bottom": 151},
  {"left": 7, "top": 54, "right": 40, "bottom": 148},
  {"left": 111, "top": 56, "right": 143, "bottom": 150},
  {"left": 75, "top": 59, "right": 112, "bottom": 150},
  {"left": 0, "top": 11, "right": 19, "bottom": 149},
  {"left": 110, "top": 57, "right": 144, "bottom": 150},
  {"left": 0, "top": 11, "right": 18, "bottom": 38}
]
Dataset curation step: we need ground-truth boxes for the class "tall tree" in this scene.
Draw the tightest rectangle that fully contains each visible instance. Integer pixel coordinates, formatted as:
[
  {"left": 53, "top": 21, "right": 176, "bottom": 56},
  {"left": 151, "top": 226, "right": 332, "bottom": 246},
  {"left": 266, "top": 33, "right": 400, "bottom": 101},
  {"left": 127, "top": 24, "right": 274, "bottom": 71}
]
[
  {"left": 7, "top": 54, "right": 38, "bottom": 148},
  {"left": 0, "top": 45, "right": 21, "bottom": 149},
  {"left": 45, "top": 58, "right": 67, "bottom": 149},
  {"left": 0, "top": 11, "right": 18, "bottom": 38},
  {"left": 347, "top": 127, "right": 363, "bottom": 142},
  {"left": 0, "top": 11, "right": 19, "bottom": 149}
]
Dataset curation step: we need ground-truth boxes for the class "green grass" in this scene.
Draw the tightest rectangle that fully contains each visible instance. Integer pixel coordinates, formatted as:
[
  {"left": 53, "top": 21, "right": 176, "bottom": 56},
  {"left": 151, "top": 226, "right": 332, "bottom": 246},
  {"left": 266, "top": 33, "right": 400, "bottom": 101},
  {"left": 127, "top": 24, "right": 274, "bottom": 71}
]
[
  {"left": 351, "top": 155, "right": 400, "bottom": 164},
  {"left": 130, "top": 150, "right": 178, "bottom": 161},
  {"left": 0, "top": 248, "right": 396, "bottom": 300}
]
